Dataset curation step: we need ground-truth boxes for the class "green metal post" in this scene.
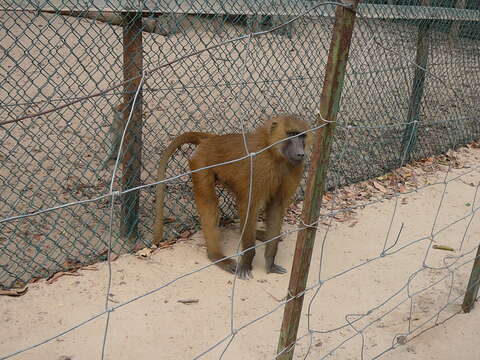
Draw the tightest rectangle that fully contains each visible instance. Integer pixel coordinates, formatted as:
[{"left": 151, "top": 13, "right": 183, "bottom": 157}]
[
  {"left": 449, "top": 0, "right": 467, "bottom": 44},
  {"left": 401, "top": 0, "right": 431, "bottom": 161},
  {"left": 276, "top": 1, "right": 360, "bottom": 359},
  {"left": 121, "top": 12, "right": 143, "bottom": 247}
]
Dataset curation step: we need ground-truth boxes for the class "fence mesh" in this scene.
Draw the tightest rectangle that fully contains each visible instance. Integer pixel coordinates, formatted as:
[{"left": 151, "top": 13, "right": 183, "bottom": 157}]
[
  {"left": 2, "top": 1, "right": 478, "bottom": 289},
  {"left": 1, "top": 1, "right": 480, "bottom": 359}
]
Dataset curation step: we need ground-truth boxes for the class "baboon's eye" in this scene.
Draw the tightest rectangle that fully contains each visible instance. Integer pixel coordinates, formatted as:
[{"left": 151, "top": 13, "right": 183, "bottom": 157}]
[{"left": 287, "top": 131, "right": 306, "bottom": 138}]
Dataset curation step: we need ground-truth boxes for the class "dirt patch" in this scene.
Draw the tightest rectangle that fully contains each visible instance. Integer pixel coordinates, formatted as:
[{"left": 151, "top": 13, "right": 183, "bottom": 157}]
[{"left": 1, "top": 145, "right": 479, "bottom": 359}]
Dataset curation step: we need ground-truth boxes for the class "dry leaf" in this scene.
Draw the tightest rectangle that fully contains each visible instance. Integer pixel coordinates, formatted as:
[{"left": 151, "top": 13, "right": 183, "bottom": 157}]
[
  {"left": 432, "top": 245, "right": 455, "bottom": 252},
  {"left": 265, "top": 291, "right": 284, "bottom": 302},
  {"left": 159, "top": 241, "right": 175, "bottom": 249},
  {"left": 372, "top": 181, "right": 388, "bottom": 193},
  {"left": 81, "top": 266, "right": 98, "bottom": 271},
  {"left": 180, "top": 230, "right": 192, "bottom": 238},
  {"left": 98, "top": 250, "right": 120, "bottom": 262},
  {"left": 0, "top": 287, "right": 28, "bottom": 297},
  {"left": 47, "top": 271, "right": 81, "bottom": 284},
  {"left": 136, "top": 248, "right": 153, "bottom": 258},
  {"left": 348, "top": 221, "right": 358, "bottom": 228},
  {"left": 343, "top": 190, "right": 356, "bottom": 199},
  {"left": 62, "top": 259, "right": 82, "bottom": 269},
  {"left": 177, "top": 298, "right": 199, "bottom": 305},
  {"left": 446, "top": 149, "right": 456, "bottom": 158}
]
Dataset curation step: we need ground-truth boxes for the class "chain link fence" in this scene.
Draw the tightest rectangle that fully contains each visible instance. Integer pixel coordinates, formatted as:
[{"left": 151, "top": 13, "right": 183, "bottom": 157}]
[{"left": 1, "top": 0, "right": 479, "bottom": 290}]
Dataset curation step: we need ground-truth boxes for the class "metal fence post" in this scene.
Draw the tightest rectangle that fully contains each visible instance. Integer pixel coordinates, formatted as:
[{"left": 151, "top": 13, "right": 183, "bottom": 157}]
[
  {"left": 401, "top": 0, "right": 431, "bottom": 161},
  {"left": 449, "top": 0, "right": 467, "bottom": 44},
  {"left": 462, "top": 244, "right": 480, "bottom": 313},
  {"left": 276, "top": 1, "right": 360, "bottom": 359},
  {"left": 121, "top": 12, "right": 144, "bottom": 247}
]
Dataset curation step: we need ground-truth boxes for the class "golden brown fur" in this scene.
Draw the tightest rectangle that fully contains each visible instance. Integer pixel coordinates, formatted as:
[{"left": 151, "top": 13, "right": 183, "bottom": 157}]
[{"left": 153, "top": 114, "right": 312, "bottom": 279}]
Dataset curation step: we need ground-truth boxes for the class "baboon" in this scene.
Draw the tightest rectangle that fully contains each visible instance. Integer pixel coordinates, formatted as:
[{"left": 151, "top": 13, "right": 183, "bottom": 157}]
[{"left": 153, "top": 114, "right": 312, "bottom": 279}]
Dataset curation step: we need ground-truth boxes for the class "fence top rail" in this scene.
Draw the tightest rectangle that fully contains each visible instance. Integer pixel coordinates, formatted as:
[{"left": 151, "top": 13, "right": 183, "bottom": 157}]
[{"left": 2, "top": 2, "right": 480, "bottom": 22}]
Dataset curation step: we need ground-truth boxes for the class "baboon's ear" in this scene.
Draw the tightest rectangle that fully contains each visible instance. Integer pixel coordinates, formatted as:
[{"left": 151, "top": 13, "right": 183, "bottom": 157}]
[{"left": 270, "top": 120, "right": 278, "bottom": 133}]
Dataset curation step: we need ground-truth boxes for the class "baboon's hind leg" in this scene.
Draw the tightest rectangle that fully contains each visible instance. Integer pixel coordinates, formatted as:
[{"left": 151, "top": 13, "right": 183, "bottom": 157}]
[
  {"left": 256, "top": 229, "right": 283, "bottom": 242},
  {"left": 190, "top": 168, "right": 237, "bottom": 273}
]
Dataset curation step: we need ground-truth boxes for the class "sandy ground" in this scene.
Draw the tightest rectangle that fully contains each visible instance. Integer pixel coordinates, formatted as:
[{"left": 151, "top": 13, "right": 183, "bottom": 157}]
[{"left": 1, "top": 147, "right": 480, "bottom": 360}]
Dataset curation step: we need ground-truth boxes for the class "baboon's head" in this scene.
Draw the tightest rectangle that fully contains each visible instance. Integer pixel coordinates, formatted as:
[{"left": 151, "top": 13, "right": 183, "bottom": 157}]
[{"left": 267, "top": 114, "right": 312, "bottom": 165}]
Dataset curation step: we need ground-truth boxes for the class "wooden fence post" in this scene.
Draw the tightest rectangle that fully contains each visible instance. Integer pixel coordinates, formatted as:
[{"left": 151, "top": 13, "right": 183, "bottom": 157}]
[
  {"left": 121, "top": 11, "right": 143, "bottom": 247},
  {"left": 401, "top": 0, "right": 431, "bottom": 161},
  {"left": 462, "top": 244, "right": 480, "bottom": 313},
  {"left": 276, "top": 1, "right": 360, "bottom": 359}
]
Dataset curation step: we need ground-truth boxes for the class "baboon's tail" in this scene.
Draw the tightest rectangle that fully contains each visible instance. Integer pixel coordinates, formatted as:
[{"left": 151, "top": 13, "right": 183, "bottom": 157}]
[{"left": 153, "top": 132, "right": 214, "bottom": 246}]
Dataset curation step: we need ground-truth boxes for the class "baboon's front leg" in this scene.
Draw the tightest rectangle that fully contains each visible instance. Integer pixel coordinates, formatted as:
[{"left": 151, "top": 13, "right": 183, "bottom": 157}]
[
  {"left": 237, "top": 203, "right": 259, "bottom": 280},
  {"left": 264, "top": 198, "right": 287, "bottom": 275}
]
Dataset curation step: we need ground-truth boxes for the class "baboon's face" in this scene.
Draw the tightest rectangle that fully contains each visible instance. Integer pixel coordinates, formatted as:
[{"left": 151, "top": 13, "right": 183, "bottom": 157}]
[
  {"left": 269, "top": 115, "right": 311, "bottom": 165},
  {"left": 281, "top": 131, "right": 308, "bottom": 165}
]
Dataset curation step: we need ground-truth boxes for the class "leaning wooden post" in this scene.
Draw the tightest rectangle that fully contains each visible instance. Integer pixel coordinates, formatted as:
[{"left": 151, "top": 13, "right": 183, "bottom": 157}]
[
  {"left": 401, "top": 0, "right": 431, "bottom": 161},
  {"left": 276, "top": 1, "right": 360, "bottom": 359},
  {"left": 121, "top": 12, "right": 144, "bottom": 246},
  {"left": 462, "top": 244, "right": 480, "bottom": 313}
]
